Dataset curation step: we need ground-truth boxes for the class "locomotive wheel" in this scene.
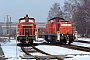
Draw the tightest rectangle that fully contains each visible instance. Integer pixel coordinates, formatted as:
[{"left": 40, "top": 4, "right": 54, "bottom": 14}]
[
  {"left": 17, "top": 37, "right": 20, "bottom": 42},
  {"left": 60, "top": 36, "right": 67, "bottom": 45},
  {"left": 51, "top": 36, "right": 56, "bottom": 44},
  {"left": 28, "top": 39, "right": 33, "bottom": 45},
  {"left": 63, "top": 39, "right": 66, "bottom": 44}
]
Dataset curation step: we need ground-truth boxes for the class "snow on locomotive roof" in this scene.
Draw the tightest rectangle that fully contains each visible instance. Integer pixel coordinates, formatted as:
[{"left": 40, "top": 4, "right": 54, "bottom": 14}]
[
  {"left": 48, "top": 17, "right": 64, "bottom": 20},
  {"left": 48, "top": 17, "right": 69, "bottom": 22}
]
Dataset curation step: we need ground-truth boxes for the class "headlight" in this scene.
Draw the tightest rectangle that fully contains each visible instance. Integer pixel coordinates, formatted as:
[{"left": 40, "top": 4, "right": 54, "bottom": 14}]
[
  {"left": 62, "top": 34, "right": 63, "bottom": 36},
  {"left": 17, "top": 31, "right": 19, "bottom": 36}
]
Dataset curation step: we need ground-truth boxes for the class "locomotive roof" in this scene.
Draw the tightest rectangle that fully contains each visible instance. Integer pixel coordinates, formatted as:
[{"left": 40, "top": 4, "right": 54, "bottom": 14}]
[
  {"left": 19, "top": 17, "right": 35, "bottom": 20},
  {"left": 48, "top": 17, "right": 70, "bottom": 22},
  {"left": 48, "top": 17, "right": 64, "bottom": 21},
  {"left": 19, "top": 14, "right": 35, "bottom": 20}
]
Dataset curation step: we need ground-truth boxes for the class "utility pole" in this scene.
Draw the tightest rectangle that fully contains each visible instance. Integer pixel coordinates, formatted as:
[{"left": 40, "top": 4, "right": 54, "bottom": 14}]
[
  {"left": 9, "top": 17, "right": 11, "bottom": 41},
  {"left": 4, "top": 17, "right": 6, "bottom": 37}
]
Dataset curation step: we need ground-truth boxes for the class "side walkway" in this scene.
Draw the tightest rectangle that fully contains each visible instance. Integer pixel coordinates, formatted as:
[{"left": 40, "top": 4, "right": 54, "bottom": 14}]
[{"left": 0, "top": 44, "right": 6, "bottom": 60}]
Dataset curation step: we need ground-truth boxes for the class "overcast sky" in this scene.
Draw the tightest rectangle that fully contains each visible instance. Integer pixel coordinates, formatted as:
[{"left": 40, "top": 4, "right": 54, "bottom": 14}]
[{"left": 0, "top": 0, "right": 65, "bottom": 22}]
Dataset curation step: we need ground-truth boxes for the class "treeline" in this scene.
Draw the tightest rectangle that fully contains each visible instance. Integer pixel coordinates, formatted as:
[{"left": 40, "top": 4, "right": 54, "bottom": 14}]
[{"left": 47, "top": 0, "right": 90, "bottom": 36}]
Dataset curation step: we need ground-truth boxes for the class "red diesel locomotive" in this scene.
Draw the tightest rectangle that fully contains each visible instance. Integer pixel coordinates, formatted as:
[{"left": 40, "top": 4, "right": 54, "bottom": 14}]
[
  {"left": 39, "top": 17, "right": 76, "bottom": 44},
  {"left": 17, "top": 14, "right": 37, "bottom": 44}
]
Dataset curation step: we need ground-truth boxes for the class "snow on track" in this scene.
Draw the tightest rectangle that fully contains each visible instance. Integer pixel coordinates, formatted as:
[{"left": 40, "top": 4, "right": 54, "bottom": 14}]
[
  {"left": 71, "top": 38, "right": 90, "bottom": 48},
  {"left": 65, "top": 55, "right": 90, "bottom": 60},
  {"left": 78, "top": 38, "right": 90, "bottom": 42},
  {"left": 72, "top": 42, "right": 90, "bottom": 48},
  {"left": 36, "top": 45, "right": 89, "bottom": 55}
]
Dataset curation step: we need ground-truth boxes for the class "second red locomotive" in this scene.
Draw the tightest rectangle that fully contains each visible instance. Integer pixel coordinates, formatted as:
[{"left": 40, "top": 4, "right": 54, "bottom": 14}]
[{"left": 39, "top": 17, "right": 76, "bottom": 44}]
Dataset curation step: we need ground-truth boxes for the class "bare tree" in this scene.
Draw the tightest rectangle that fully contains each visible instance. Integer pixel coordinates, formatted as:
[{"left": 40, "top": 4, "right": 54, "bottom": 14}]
[
  {"left": 47, "top": 0, "right": 90, "bottom": 36},
  {"left": 62, "top": 0, "right": 90, "bottom": 35},
  {"left": 62, "top": 0, "right": 79, "bottom": 21},
  {"left": 73, "top": 0, "right": 90, "bottom": 35},
  {"left": 47, "top": 2, "right": 63, "bottom": 20}
]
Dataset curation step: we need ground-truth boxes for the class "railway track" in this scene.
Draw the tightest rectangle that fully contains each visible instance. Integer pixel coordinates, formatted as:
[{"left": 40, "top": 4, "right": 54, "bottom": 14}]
[
  {"left": 20, "top": 46, "right": 63, "bottom": 60},
  {"left": 74, "top": 40, "right": 90, "bottom": 44},
  {"left": 38, "top": 39, "right": 90, "bottom": 52},
  {"left": 19, "top": 38, "right": 90, "bottom": 59},
  {"left": 55, "top": 44, "right": 90, "bottom": 52}
]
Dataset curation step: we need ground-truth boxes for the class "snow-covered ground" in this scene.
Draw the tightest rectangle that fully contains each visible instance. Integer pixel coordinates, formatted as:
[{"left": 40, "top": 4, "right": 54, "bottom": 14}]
[
  {"left": 0, "top": 40, "right": 24, "bottom": 60},
  {"left": 0, "top": 38, "right": 90, "bottom": 60},
  {"left": 78, "top": 38, "right": 90, "bottom": 42},
  {"left": 64, "top": 55, "right": 90, "bottom": 60},
  {"left": 72, "top": 42, "right": 90, "bottom": 48},
  {"left": 36, "top": 45, "right": 89, "bottom": 55},
  {"left": 71, "top": 37, "right": 90, "bottom": 48}
]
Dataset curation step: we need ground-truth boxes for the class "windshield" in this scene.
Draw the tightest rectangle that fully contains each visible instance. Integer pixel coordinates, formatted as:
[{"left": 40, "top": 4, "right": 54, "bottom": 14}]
[
  {"left": 29, "top": 19, "right": 34, "bottom": 23},
  {"left": 20, "top": 19, "right": 25, "bottom": 23},
  {"left": 19, "top": 19, "right": 34, "bottom": 23}
]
